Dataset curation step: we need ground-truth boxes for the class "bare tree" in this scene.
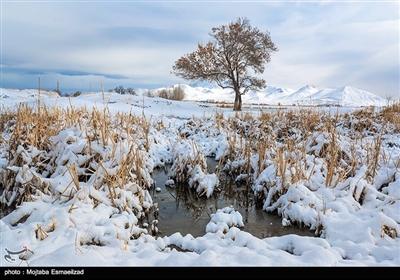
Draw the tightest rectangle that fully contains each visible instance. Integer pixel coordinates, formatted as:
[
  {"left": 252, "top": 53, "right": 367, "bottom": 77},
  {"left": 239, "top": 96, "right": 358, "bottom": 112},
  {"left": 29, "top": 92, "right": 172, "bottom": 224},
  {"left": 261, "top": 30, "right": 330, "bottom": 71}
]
[
  {"left": 127, "top": 87, "right": 137, "bottom": 95},
  {"left": 158, "top": 89, "right": 169, "bottom": 99},
  {"left": 386, "top": 94, "right": 393, "bottom": 106},
  {"left": 171, "top": 85, "right": 185, "bottom": 101},
  {"left": 172, "top": 17, "right": 278, "bottom": 111},
  {"left": 114, "top": 86, "right": 126, "bottom": 94},
  {"left": 145, "top": 90, "right": 153, "bottom": 97}
]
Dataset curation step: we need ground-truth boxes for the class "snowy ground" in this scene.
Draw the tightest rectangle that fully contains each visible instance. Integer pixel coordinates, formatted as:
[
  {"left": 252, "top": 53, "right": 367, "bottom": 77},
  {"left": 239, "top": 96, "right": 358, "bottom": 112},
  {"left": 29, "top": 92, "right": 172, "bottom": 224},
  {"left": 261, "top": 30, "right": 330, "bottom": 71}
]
[{"left": 0, "top": 87, "right": 399, "bottom": 267}]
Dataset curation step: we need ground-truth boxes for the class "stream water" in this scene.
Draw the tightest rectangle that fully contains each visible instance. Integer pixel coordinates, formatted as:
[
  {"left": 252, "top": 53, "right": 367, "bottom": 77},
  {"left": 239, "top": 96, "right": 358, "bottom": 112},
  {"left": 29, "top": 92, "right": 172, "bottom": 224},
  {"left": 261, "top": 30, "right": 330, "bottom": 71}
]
[
  {"left": 151, "top": 158, "right": 316, "bottom": 239},
  {"left": 0, "top": 158, "right": 316, "bottom": 239}
]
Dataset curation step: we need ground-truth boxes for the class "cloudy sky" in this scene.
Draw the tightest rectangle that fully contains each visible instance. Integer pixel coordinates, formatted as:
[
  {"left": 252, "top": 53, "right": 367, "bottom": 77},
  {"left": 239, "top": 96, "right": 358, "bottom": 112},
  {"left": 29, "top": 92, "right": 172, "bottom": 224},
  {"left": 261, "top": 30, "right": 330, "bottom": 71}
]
[{"left": 1, "top": 0, "right": 399, "bottom": 98}]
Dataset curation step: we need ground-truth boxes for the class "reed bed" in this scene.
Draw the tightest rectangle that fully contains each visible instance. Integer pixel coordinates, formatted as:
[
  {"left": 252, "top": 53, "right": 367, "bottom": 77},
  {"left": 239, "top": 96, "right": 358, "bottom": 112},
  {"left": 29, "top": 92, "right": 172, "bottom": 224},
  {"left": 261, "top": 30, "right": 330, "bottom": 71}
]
[
  {"left": 1, "top": 100, "right": 399, "bottom": 239},
  {"left": 0, "top": 102, "right": 158, "bottom": 240},
  {"left": 212, "top": 104, "right": 399, "bottom": 221}
]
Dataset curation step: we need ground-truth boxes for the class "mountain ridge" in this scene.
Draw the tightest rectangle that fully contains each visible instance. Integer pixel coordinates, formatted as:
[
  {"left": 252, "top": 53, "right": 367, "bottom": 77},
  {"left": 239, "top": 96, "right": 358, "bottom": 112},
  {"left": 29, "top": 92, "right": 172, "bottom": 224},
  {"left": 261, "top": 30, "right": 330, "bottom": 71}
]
[{"left": 180, "top": 83, "right": 386, "bottom": 107}]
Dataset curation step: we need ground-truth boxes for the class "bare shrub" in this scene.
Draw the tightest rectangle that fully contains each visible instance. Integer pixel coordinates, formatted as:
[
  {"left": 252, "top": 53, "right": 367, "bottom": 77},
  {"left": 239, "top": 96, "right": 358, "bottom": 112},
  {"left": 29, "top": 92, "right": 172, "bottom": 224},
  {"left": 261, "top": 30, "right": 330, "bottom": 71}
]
[
  {"left": 171, "top": 85, "right": 185, "bottom": 101},
  {"left": 72, "top": 91, "right": 82, "bottom": 97},
  {"left": 126, "top": 87, "right": 136, "bottom": 95},
  {"left": 157, "top": 89, "right": 169, "bottom": 99}
]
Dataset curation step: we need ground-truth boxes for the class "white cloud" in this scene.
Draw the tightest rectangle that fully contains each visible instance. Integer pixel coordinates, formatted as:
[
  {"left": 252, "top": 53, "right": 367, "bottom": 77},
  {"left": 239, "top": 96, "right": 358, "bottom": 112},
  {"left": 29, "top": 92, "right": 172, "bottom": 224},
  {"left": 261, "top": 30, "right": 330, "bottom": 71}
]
[{"left": 1, "top": 1, "right": 398, "bottom": 97}]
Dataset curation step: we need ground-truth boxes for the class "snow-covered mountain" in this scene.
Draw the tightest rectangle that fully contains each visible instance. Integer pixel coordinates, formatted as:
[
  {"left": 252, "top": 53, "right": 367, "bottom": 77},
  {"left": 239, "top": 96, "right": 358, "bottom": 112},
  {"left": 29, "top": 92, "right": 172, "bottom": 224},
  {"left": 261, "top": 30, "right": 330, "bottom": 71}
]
[
  {"left": 178, "top": 83, "right": 386, "bottom": 107},
  {"left": 280, "top": 85, "right": 319, "bottom": 104}
]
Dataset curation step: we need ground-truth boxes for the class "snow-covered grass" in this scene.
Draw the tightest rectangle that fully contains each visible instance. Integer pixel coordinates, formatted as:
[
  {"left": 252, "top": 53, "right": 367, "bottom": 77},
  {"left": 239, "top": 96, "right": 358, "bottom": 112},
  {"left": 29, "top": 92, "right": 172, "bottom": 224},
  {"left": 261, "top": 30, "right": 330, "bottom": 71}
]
[{"left": 0, "top": 88, "right": 399, "bottom": 266}]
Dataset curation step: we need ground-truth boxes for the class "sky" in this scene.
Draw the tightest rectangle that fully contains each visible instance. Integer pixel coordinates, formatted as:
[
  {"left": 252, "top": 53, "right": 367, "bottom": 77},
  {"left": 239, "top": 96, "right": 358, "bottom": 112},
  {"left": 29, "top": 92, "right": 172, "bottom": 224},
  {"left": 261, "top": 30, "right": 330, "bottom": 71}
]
[
  {"left": 0, "top": 88, "right": 399, "bottom": 267},
  {"left": 1, "top": 0, "right": 399, "bottom": 99}
]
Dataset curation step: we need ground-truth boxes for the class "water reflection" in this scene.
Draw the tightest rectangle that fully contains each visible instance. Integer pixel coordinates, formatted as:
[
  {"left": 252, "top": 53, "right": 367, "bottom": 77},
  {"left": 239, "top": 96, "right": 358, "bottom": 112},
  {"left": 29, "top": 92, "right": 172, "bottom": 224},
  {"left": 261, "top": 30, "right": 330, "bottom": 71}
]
[{"left": 151, "top": 159, "right": 315, "bottom": 239}]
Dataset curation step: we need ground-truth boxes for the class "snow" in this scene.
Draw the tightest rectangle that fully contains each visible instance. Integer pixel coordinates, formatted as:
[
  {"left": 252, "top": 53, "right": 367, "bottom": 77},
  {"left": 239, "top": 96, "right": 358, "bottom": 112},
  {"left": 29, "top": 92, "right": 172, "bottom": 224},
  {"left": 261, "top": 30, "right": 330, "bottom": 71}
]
[
  {"left": 181, "top": 83, "right": 387, "bottom": 107},
  {"left": 0, "top": 85, "right": 399, "bottom": 267}
]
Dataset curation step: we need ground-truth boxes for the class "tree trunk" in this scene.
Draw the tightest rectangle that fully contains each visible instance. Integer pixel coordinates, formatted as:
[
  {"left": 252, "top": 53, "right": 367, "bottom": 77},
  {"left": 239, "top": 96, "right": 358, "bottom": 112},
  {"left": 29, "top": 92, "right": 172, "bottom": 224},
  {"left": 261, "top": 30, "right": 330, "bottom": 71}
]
[{"left": 233, "top": 91, "right": 242, "bottom": 111}]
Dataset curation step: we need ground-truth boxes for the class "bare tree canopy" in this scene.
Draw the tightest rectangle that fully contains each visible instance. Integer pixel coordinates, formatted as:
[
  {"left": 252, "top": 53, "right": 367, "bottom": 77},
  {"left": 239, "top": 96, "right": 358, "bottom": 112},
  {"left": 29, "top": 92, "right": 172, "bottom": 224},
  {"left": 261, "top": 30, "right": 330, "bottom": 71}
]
[{"left": 172, "top": 17, "right": 278, "bottom": 111}]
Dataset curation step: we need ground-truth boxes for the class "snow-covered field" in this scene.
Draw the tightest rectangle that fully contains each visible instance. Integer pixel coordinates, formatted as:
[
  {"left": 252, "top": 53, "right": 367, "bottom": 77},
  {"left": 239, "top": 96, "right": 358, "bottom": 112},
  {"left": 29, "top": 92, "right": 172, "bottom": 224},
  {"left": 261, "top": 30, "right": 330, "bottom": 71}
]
[{"left": 0, "top": 85, "right": 399, "bottom": 267}]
